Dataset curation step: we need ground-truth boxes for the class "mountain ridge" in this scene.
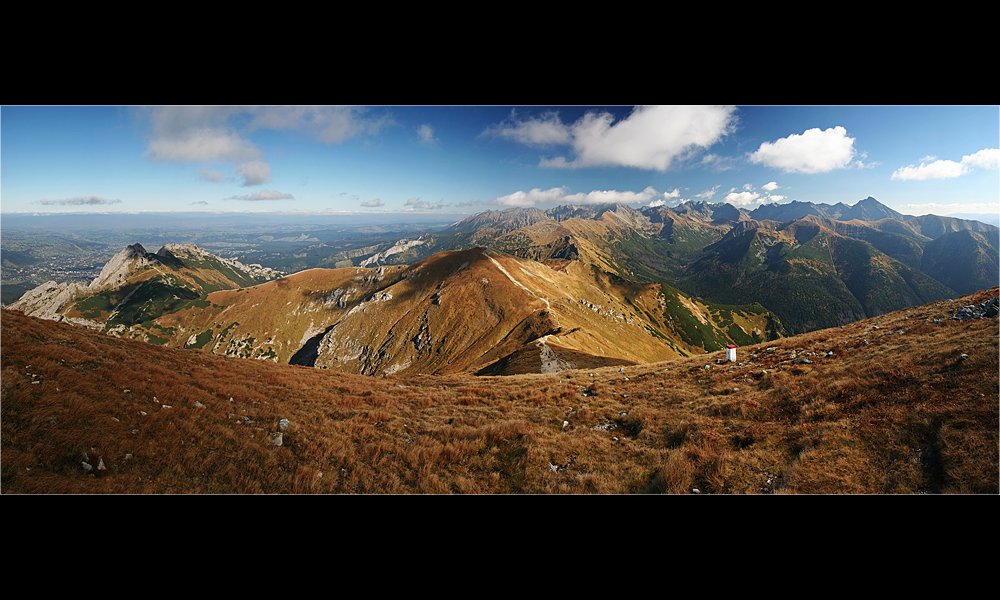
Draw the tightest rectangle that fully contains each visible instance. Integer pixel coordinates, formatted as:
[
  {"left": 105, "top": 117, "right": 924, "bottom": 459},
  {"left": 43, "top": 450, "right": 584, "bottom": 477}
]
[
  {"left": 2, "top": 285, "right": 996, "bottom": 494},
  {"left": 435, "top": 197, "right": 996, "bottom": 335},
  {"left": 9, "top": 242, "right": 783, "bottom": 376},
  {"left": 7, "top": 195, "right": 996, "bottom": 375}
]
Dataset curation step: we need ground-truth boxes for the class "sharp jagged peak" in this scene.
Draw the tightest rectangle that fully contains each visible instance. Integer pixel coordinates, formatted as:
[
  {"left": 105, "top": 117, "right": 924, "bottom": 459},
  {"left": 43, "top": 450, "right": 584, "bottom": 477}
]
[{"left": 89, "top": 243, "right": 159, "bottom": 290}]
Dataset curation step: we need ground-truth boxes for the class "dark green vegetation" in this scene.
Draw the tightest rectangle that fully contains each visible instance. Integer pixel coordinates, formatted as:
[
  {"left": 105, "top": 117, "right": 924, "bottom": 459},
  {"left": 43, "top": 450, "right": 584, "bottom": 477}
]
[
  {"left": 676, "top": 224, "right": 956, "bottom": 334},
  {"left": 920, "top": 230, "right": 1000, "bottom": 295}
]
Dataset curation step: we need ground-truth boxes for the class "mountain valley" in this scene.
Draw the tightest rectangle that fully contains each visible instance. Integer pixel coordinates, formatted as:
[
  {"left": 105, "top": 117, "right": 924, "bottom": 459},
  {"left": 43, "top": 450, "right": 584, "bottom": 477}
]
[
  {"left": 3, "top": 195, "right": 998, "bottom": 494},
  {"left": 7, "top": 197, "right": 998, "bottom": 377}
]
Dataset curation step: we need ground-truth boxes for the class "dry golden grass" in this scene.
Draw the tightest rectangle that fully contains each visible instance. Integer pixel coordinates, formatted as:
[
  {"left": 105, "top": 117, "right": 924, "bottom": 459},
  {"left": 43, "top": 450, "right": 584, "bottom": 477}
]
[{"left": 2, "top": 287, "right": 997, "bottom": 494}]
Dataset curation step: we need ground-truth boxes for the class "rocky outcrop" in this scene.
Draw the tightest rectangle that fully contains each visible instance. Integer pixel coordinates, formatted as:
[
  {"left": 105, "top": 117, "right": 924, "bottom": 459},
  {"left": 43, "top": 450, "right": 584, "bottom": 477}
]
[
  {"left": 157, "top": 244, "right": 282, "bottom": 280},
  {"left": 8, "top": 280, "right": 91, "bottom": 322},
  {"left": 946, "top": 297, "right": 999, "bottom": 321},
  {"left": 89, "top": 243, "right": 157, "bottom": 290},
  {"left": 10, "top": 244, "right": 156, "bottom": 322},
  {"left": 9, "top": 242, "right": 281, "bottom": 327}
]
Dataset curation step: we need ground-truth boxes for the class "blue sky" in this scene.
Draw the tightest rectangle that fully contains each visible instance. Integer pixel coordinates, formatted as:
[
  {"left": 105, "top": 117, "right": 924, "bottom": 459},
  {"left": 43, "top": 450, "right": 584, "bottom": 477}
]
[{"left": 2, "top": 105, "right": 997, "bottom": 219}]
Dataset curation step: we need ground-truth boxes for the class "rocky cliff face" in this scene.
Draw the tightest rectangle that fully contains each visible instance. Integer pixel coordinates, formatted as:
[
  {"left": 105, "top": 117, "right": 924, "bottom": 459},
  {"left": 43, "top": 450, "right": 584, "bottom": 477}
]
[
  {"left": 10, "top": 243, "right": 158, "bottom": 321},
  {"left": 156, "top": 243, "right": 281, "bottom": 280},
  {"left": 9, "top": 243, "right": 281, "bottom": 328},
  {"left": 89, "top": 243, "right": 157, "bottom": 290}
]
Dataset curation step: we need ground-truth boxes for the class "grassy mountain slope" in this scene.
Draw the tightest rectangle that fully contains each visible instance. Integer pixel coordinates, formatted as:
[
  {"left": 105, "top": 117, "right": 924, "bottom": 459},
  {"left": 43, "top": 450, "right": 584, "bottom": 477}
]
[
  {"left": 131, "top": 247, "right": 780, "bottom": 376},
  {"left": 921, "top": 230, "right": 1000, "bottom": 295},
  {"left": 679, "top": 220, "right": 956, "bottom": 334},
  {"left": 3, "top": 287, "right": 995, "bottom": 494}
]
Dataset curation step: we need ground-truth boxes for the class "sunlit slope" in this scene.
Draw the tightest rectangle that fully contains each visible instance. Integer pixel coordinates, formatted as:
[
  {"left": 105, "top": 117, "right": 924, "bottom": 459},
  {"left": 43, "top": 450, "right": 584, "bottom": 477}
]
[
  {"left": 9, "top": 243, "right": 279, "bottom": 334},
  {"left": 146, "top": 247, "right": 780, "bottom": 376},
  {"left": 4, "top": 287, "right": 995, "bottom": 494}
]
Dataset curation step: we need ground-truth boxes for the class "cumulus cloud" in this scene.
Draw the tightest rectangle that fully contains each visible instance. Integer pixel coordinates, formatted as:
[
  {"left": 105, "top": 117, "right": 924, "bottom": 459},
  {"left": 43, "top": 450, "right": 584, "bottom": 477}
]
[
  {"left": 492, "top": 187, "right": 569, "bottom": 207},
  {"left": 244, "top": 105, "right": 395, "bottom": 145},
  {"left": 695, "top": 185, "right": 721, "bottom": 200},
  {"left": 484, "top": 105, "right": 737, "bottom": 172},
  {"left": 142, "top": 105, "right": 395, "bottom": 187},
  {"left": 891, "top": 148, "right": 1000, "bottom": 180},
  {"left": 146, "top": 127, "right": 259, "bottom": 164},
  {"left": 36, "top": 195, "right": 122, "bottom": 206},
  {"left": 723, "top": 184, "right": 785, "bottom": 207},
  {"left": 235, "top": 160, "right": 271, "bottom": 187},
  {"left": 648, "top": 188, "right": 682, "bottom": 207},
  {"left": 190, "top": 200, "right": 209, "bottom": 205},
  {"left": 482, "top": 110, "right": 572, "bottom": 146},
  {"left": 405, "top": 198, "right": 445, "bottom": 210},
  {"left": 762, "top": 181, "right": 779, "bottom": 191},
  {"left": 749, "top": 126, "right": 859, "bottom": 173},
  {"left": 491, "top": 185, "right": 670, "bottom": 208},
  {"left": 962, "top": 148, "right": 1000, "bottom": 169},
  {"left": 361, "top": 198, "right": 383, "bottom": 207},
  {"left": 226, "top": 190, "right": 295, "bottom": 201}
]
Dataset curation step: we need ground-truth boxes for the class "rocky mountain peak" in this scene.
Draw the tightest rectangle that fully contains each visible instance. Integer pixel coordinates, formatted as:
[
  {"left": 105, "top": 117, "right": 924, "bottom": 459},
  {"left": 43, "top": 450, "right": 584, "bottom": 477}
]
[{"left": 89, "top": 243, "right": 158, "bottom": 290}]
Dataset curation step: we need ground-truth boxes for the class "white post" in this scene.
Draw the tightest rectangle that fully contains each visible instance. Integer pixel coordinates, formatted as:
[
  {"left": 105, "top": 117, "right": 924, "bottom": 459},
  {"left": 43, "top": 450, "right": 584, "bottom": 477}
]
[{"left": 726, "top": 344, "right": 736, "bottom": 362}]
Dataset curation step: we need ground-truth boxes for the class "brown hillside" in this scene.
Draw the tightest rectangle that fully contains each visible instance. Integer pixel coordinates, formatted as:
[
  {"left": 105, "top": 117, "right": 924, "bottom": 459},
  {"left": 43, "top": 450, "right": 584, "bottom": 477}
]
[
  {"left": 3, "top": 288, "right": 996, "bottom": 494},
  {"left": 107, "top": 247, "right": 774, "bottom": 376}
]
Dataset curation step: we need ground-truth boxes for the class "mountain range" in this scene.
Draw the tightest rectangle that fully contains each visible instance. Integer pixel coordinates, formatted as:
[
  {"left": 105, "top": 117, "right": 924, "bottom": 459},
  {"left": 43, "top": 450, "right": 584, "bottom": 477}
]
[{"left": 8, "top": 196, "right": 998, "bottom": 374}]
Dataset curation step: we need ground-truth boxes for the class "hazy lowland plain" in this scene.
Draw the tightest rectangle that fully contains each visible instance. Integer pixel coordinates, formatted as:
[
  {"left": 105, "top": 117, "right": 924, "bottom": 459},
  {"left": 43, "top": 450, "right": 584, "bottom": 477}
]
[{"left": 2, "top": 202, "right": 998, "bottom": 494}]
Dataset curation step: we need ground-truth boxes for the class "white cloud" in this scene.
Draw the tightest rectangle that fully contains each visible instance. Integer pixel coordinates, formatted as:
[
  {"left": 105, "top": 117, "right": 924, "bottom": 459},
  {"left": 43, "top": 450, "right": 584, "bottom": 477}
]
[
  {"left": 565, "top": 186, "right": 664, "bottom": 206},
  {"left": 416, "top": 124, "right": 438, "bottom": 146},
  {"left": 485, "top": 105, "right": 737, "bottom": 172},
  {"left": 245, "top": 105, "right": 395, "bottom": 145},
  {"left": 891, "top": 159, "right": 966, "bottom": 180},
  {"left": 749, "top": 126, "right": 858, "bottom": 174},
  {"left": 146, "top": 127, "right": 260, "bottom": 164},
  {"left": 361, "top": 198, "right": 383, "bottom": 207},
  {"left": 723, "top": 184, "right": 784, "bottom": 207},
  {"left": 236, "top": 161, "right": 271, "bottom": 186},
  {"left": 962, "top": 148, "right": 1000, "bottom": 169},
  {"left": 891, "top": 148, "right": 999, "bottom": 181},
  {"left": 724, "top": 191, "right": 762, "bottom": 206},
  {"left": 226, "top": 190, "right": 295, "bottom": 201},
  {"left": 482, "top": 110, "right": 572, "bottom": 146},
  {"left": 492, "top": 187, "right": 569, "bottom": 207},
  {"left": 196, "top": 167, "right": 226, "bottom": 182},
  {"left": 142, "top": 106, "right": 395, "bottom": 188},
  {"left": 36, "top": 195, "right": 122, "bottom": 206},
  {"left": 405, "top": 198, "right": 445, "bottom": 210},
  {"left": 491, "top": 185, "right": 669, "bottom": 208},
  {"left": 762, "top": 181, "right": 779, "bottom": 191},
  {"left": 695, "top": 185, "right": 721, "bottom": 199}
]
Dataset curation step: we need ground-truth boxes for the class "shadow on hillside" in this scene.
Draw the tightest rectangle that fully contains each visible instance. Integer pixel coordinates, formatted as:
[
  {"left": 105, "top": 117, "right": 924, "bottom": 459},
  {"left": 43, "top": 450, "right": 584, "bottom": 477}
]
[{"left": 289, "top": 323, "right": 337, "bottom": 367}]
